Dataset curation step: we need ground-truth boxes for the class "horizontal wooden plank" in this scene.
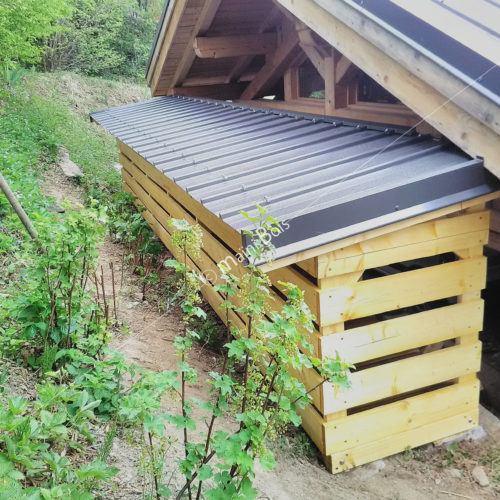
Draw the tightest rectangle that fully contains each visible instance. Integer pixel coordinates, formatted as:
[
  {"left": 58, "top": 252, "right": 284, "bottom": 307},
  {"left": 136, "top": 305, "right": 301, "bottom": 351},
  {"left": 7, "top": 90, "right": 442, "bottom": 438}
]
[
  {"left": 261, "top": 195, "right": 498, "bottom": 272},
  {"left": 297, "top": 402, "right": 325, "bottom": 452},
  {"left": 142, "top": 208, "right": 247, "bottom": 333},
  {"left": 268, "top": 265, "right": 319, "bottom": 318},
  {"left": 194, "top": 33, "right": 277, "bottom": 58},
  {"left": 319, "top": 230, "right": 488, "bottom": 280},
  {"left": 324, "top": 378, "right": 479, "bottom": 455},
  {"left": 320, "top": 300, "right": 484, "bottom": 364},
  {"left": 318, "top": 257, "right": 487, "bottom": 325},
  {"left": 296, "top": 257, "right": 317, "bottom": 277},
  {"left": 327, "top": 408, "right": 478, "bottom": 473},
  {"left": 317, "top": 211, "right": 490, "bottom": 278},
  {"left": 322, "top": 341, "right": 481, "bottom": 414},
  {"left": 118, "top": 142, "right": 242, "bottom": 251}
]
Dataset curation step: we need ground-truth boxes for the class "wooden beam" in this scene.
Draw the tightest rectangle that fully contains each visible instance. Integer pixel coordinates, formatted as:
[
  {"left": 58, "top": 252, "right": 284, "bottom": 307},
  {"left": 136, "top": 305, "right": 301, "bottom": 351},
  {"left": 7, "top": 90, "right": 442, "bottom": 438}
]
[
  {"left": 312, "top": 0, "right": 500, "bottom": 138},
  {"left": 147, "top": 0, "right": 177, "bottom": 86},
  {"left": 297, "top": 26, "right": 327, "bottom": 80},
  {"left": 239, "top": 30, "right": 300, "bottom": 100},
  {"left": 226, "top": 7, "right": 283, "bottom": 83},
  {"left": 150, "top": 0, "right": 189, "bottom": 94},
  {"left": 275, "top": 0, "right": 500, "bottom": 178},
  {"left": 169, "top": 83, "right": 248, "bottom": 100},
  {"left": 283, "top": 51, "right": 307, "bottom": 101},
  {"left": 172, "top": 0, "right": 222, "bottom": 88},
  {"left": 324, "top": 53, "right": 335, "bottom": 114},
  {"left": 284, "top": 67, "right": 299, "bottom": 101},
  {"left": 236, "top": 97, "right": 420, "bottom": 127},
  {"left": 194, "top": 33, "right": 277, "bottom": 59},
  {"left": 182, "top": 76, "right": 228, "bottom": 87},
  {"left": 335, "top": 55, "right": 354, "bottom": 85}
]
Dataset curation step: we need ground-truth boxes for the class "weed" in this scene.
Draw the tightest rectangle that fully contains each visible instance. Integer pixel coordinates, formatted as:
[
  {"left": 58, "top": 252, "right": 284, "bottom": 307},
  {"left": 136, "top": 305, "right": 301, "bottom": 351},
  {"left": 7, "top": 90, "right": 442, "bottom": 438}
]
[
  {"left": 480, "top": 447, "right": 500, "bottom": 484},
  {"left": 445, "top": 444, "right": 471, "bottom": 465}
]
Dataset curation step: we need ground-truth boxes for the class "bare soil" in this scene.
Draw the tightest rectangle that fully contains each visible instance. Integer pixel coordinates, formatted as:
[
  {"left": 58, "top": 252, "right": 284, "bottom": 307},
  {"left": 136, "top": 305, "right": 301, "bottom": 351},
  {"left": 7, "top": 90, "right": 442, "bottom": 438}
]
[{"left": 35, "top": 167, "right": 500, "bottom": 499}]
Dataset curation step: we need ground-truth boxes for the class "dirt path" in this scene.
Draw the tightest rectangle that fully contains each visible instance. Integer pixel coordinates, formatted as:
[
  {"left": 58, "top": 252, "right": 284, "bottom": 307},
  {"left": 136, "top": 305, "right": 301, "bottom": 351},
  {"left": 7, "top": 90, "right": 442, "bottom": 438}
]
[{"left": 42, "top": 166, "right": 500, "bottom": 500}]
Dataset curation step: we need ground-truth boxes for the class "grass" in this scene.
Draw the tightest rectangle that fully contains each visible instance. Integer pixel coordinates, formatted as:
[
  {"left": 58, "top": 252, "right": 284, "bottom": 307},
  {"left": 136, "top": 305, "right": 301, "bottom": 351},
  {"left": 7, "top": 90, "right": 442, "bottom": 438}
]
[{"left": 2, "top": 71, "right": 150, "bottom": 203}]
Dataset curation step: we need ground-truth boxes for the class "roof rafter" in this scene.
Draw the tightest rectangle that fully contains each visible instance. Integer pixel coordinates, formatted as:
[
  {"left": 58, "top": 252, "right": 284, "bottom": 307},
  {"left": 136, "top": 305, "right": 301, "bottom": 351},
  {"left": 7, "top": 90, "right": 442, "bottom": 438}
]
[
  {"left": 172, "top": 0, "right": 222, "bottom": 88},
  {"left": 239, "top": 29, "right": 300, "bottom": 100},
  {"left": 275, "top": 0, "right": 500, "bottom": 178}
]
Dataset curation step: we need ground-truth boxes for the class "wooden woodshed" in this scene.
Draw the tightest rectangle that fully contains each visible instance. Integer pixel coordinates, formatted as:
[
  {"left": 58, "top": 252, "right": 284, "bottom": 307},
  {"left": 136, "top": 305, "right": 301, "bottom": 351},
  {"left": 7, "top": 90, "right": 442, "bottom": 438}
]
[{"left": 91, "top": 0, "right": 500, "bottom": 472}]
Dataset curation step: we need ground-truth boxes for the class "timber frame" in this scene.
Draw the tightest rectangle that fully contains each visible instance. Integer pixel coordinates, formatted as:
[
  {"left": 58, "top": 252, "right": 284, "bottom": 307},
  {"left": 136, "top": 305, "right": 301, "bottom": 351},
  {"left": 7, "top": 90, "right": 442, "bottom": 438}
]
[
  {"left": 92, "top": 0, "right": 500, "bottom": 474},
  {"left": 146, "top": 0, "right": 500, "bottom": 177},
  {"left": 116, "top": 139, "right": 493, "bottom": 472}
]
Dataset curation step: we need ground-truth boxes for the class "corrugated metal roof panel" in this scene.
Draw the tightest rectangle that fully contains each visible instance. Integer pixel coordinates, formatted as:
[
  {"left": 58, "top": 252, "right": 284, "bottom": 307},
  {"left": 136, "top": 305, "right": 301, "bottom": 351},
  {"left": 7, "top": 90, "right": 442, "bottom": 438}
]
[{"left": 90, "top": 95, "right": 500, "bottom": 260}]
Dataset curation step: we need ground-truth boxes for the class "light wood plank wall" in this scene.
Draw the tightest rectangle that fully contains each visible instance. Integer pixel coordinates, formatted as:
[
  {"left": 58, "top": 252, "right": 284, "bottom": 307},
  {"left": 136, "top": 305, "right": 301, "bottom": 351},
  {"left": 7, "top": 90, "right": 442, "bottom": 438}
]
[{"left": 118, "top": 144, "right": 492, "bottom": 473}]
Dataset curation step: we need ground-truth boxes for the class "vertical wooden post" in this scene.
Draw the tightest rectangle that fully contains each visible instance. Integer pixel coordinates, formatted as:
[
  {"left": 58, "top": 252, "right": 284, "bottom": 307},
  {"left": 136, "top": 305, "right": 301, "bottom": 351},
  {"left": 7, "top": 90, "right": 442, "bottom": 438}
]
[
  {"left": 324, "top": 51, "right": 336, "bottom": 115},
  {"left": 284, "top": 67, "right": 299, "bottom": 101}
]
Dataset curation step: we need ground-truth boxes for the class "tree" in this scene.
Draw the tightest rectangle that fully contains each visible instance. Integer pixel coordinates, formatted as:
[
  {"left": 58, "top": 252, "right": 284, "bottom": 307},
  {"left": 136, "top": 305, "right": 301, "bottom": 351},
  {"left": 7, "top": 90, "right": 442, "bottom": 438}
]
[
  {"left": 41, "top": 0, "right": 162, "bottom": 79},
  {"left": 0, "top": 0, "right": 72, "bottom": 67}
]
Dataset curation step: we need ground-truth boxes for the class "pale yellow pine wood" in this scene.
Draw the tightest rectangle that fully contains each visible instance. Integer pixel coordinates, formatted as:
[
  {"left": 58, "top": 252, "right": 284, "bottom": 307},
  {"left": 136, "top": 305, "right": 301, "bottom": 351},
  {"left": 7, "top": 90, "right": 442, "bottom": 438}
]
[
  {"left": 322, "top": 342, "right": 481, "bottom": 414},
  {"left": 318, "top": 257, "right": 487, "bottom": 325},
  {"left": 320, "top": 300, "right": 484, "bottom": 364},
  {"left": 323, "top": 378, "right": 479, "bottom": 455}
]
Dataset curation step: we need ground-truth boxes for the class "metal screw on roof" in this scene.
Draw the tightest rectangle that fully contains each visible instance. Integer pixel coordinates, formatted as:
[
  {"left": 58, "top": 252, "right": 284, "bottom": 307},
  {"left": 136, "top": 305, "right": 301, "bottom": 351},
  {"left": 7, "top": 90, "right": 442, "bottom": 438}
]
[
  {"left": 241, "top": 184, "right": 246, "bottom": 191},
  {"left": 395, "top": 205, "right": 400, "bottom": 210},
  {"left": 264, "top": 196, "right": 271, "bottom": 203}
]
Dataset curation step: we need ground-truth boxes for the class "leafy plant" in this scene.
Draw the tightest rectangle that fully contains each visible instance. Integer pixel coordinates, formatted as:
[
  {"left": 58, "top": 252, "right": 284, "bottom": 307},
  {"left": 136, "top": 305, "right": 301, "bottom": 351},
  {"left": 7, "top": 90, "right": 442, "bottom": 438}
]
[{"left": 164, "top": 211, "right": 352, "bottom": 499}]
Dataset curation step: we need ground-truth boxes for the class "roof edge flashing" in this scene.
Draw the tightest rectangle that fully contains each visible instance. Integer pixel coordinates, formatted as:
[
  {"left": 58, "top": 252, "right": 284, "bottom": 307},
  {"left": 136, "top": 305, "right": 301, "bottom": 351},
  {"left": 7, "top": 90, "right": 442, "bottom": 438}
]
[{"left": 146, "top": 0, "right": 174, "bottom": 86}]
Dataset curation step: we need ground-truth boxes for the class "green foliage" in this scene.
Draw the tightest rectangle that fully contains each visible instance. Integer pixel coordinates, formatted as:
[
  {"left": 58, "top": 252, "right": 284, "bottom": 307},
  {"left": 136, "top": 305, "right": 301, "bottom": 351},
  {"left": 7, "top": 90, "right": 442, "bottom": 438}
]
[
  {"left": 165, "top": 212, "right": 352, "bottom": 499},
  {"left": 41, "top": 0, "right": 162, "bottom": 79},
  {"left": 0, "top": 387, "right": 117, "bottom": 497},
  {"left": 0, "top": 0, "right": 72, "bottom": 67},
  {"left": 4, "top": 203, "right": 108, "bottom": 368}
]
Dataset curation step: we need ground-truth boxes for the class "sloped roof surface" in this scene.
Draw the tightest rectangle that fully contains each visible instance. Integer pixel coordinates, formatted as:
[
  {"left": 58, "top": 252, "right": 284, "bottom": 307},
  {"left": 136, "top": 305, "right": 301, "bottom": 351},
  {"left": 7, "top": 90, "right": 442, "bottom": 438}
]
[
  {"left": 338, "top": 0, "right": 500, "bottom": 104},
  {"left": 91, "top": 96, "right": 499, "bottom": 258}
]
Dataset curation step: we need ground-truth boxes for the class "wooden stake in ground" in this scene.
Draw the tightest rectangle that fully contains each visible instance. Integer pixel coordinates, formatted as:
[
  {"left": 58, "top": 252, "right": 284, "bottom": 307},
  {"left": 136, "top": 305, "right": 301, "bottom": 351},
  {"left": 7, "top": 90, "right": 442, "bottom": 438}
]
[{"left": 0, "top": 172, "right": 38, "bottom": 239}]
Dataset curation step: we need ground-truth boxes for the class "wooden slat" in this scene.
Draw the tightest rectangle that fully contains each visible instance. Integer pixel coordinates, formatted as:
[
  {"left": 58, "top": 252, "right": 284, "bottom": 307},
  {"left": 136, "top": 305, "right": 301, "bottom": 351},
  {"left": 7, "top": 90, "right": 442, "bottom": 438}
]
[
  {"left": 318, "top": 229, "right": 488, "bottom": 278},
  {"left": 268, "top": 265, "right": 319, "bottom": 317},
  {"left": 327, "top": 407, "right": 478, "bottom": 473},
  {"left": 297, "top": 402, "right": 326, "bottom": 452},
  {"left": 324, "top": 378, "right": 479, "bottom": 455},
  {"left": 318, "top": 257, "right": 487, "bottom": 325},
  {"left": 320, "top": 300, "right": 484, "bottom": 364},
  {"left": 118, "top": 143, "right": 242, "bottom": 251},
  {"left": 317, "top": 211, "right": 490, "bottom": 277},
  {"left": 123, "top": 165, "right": 249, "bottom": 332},
  {"left": 322, "top": 341, "right": 481, "bottom": 414},
  {"left": 121, "top": 155, "right": 321, "bottom": 352},
  {"left": 296, "top": 257, "right": 317, "bottom": 277},
  {"left": 261, "top": 197, "right": 498, "bottom": 272}
]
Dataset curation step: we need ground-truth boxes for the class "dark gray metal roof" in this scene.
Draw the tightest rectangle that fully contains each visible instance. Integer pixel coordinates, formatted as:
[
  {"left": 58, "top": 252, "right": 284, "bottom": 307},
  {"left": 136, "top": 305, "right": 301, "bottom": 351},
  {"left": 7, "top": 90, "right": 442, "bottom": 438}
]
[{"left": 90, "top": 96, "right": 500, "bottom": 261}]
